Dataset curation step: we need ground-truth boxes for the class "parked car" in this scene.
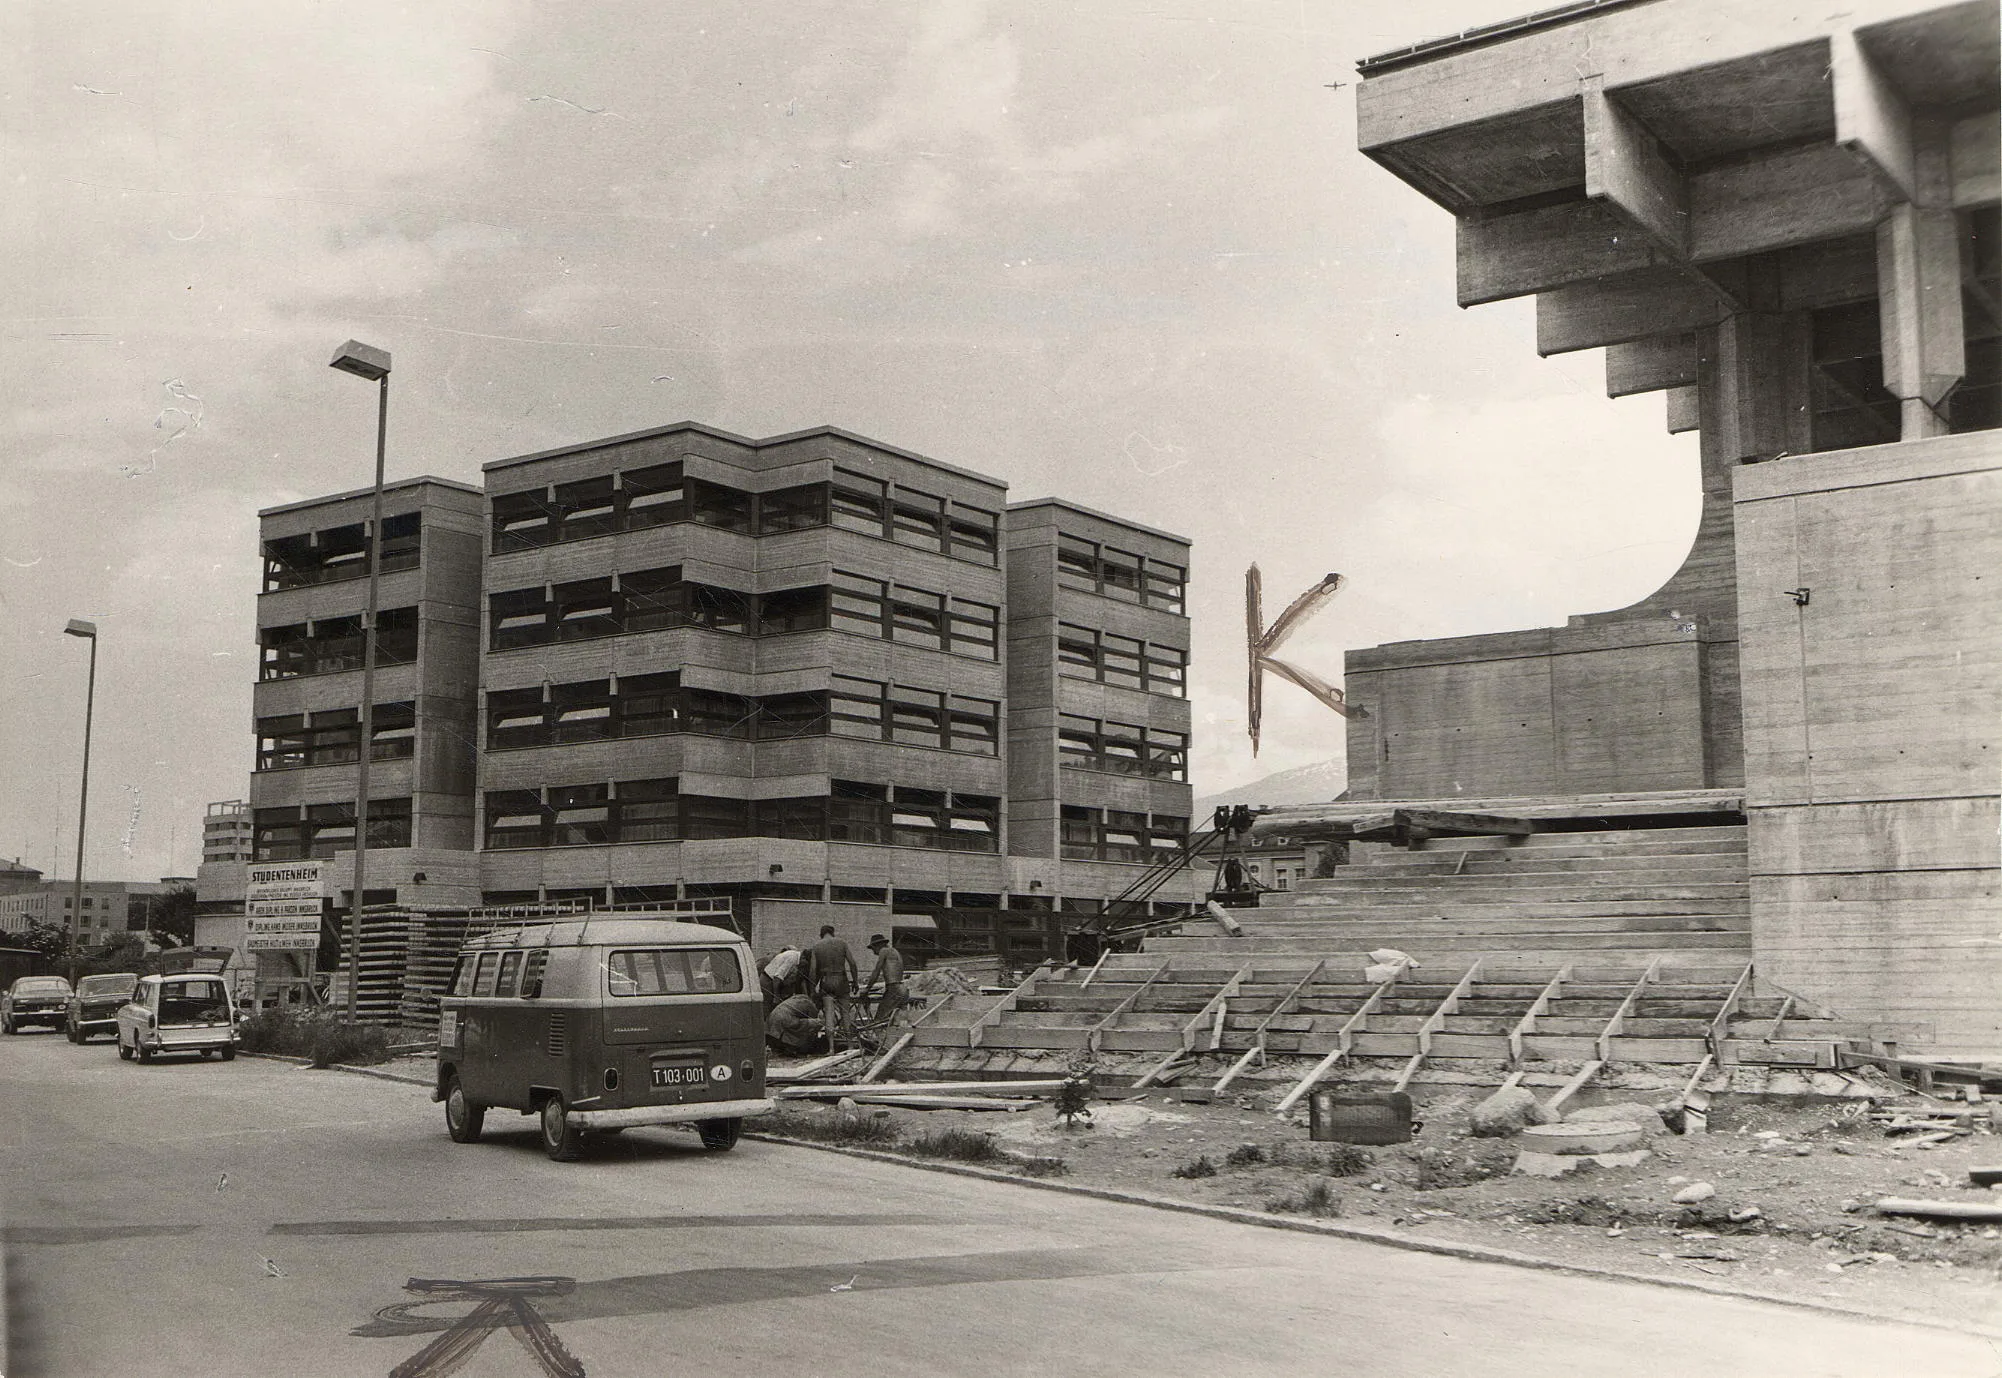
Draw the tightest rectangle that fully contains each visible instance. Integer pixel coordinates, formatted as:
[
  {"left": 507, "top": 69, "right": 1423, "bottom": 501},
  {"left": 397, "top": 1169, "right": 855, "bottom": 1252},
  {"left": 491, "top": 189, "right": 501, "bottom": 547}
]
[
  {"left": 435, "top": 919, "right": 771, "bottom": 1161},
  {"left": 116, "top": 973, "right": 239, "bottom": 1063},
  {"left": 3, "top": 975, "right": 74, "bottom": 1034},
  {"left": 67, "top": 973, "right": 139, "bottom": 1043}
]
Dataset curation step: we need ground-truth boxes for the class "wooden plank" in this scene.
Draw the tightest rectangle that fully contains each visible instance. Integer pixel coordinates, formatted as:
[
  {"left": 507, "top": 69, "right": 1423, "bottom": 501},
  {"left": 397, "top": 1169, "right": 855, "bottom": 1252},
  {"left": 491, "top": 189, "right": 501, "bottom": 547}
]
[
  {"left": 1546, "top": 1058, "right": 1605, "bottom": 1113},
  {"left": 769, "top": 1048, "right": 867, "bottom": 1083},
  {"left": 1508, "top": 963, "right": 1572, "bottom": 1066},
  {"left": 1086, "top": 960, "right": 1169, "bottom": 1054},
  {"left": 777, "top": 1079, "right": 1069, "bottom": 1099},
  {"left": 860, "top": 1031, "right": 916, "bottom": 1084},
  {"left": 1596, "top": 956, "right": 1660, "bottom": 1061},
  {"left": 1078, "top": 947, "right": 1111, "bottom": 990},
  {"left": 1606, "top": 334, "right": 1696, "bottom": 398},
  {"left": 1832, "top": 28, "right": 1916, "bottom": 201},
  {"left": 843, "top": 1093, "right": 1037, "bottom": 1111},
  {"left": 1873, "top": 1198, "right": 2002, "bottom": 1224},
  {"left": 1274, "top": 973, "right": 1400, "bottom": 1115},
  {"left": 968, "top": 962, "right": 1055, "bottom": 1050},
  {"left": 1398, "top": 808, "right": 1539, "bottom": 838},
  {"left": 1216, "top": 958, "right": 1325, "bottom": 1093},
  {"left": 1457, "top": 197, "right": 1656, "bottom": 306},
  {"left": 1585, "top": 82, "right": 1686, "bottom": 255},
  {"left": 1705, "top": 962, "right": 1754, "bottom": 1060}
]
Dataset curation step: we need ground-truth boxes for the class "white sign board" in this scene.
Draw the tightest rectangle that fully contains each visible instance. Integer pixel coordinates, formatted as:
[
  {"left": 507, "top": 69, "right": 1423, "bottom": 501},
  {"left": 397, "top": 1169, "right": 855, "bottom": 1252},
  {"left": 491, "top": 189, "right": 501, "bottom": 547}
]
[
  {"left": 248, "top": 898, "right": 323, "bottom": 919},
  {"left": 245, "top": 932, "right": 320, "bottom": 952},
  {"left": 246, "top": 861, "right": 327, "bottom": 902}
]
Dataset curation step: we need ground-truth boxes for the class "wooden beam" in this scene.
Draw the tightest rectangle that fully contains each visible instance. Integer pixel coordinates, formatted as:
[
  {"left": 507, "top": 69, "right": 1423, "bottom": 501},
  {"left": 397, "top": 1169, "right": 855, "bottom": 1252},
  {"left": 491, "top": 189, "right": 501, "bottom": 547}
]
[
  {"left": 1537, "top": 267, "right": 1727, "bottom": 356},
  {"left": 1086, "top": 960, "right": 1169, "bottom": 1054},
  {"left": 1585, "top": 82, "right": 1687, "bottom": 256},
  {"left": 1665, "top": 386, "right": 1700, "bottom": 434},
  {"left": 1457, "top": 197, "right": 1657, "bottom": 307},
  {"left": 1274, "top": 971, "right": 1399, "bottom": 1115},
  {"left": 1606, "top": 334, "right": 1696, "bottom": 398},
  {"left": 1078, "top": 947, "right": 1112, "bottom": 990},
  {"left": 1595, "top": 955, "right": 1660, "bottom": 1062},
  {"left": 968, "top": 962, "right": 1054, "bottom": 1050},
  {"left": 1508, "top": 963, "right": 1572, "bottom": 1066},
  {"left": 1705, "top": 962, "right": 1755, "bottom": 1061},
  {"left": 1546, "top": 1058, "right": 1605, "bottom": 1113},
  {"left": 1216, "top": 959, "right": 1325, "bottom": 1093},
  {"left": 1688, "top": 144, "right": 1893, "bottom": 264},
  {"left": 860, "top": 1031, "right": 917, "bottom": 1083},
  {"left": 1832, "top": 29, "right": 1916, "bottom": 201},
  {"left": 1398, "top": 808, "right": 1538, "bottom": 839}
]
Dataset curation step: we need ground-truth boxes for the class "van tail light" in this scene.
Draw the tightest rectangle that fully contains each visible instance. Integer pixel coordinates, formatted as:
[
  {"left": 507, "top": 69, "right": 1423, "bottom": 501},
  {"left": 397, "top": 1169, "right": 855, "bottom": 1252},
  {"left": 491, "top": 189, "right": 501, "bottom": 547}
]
[
  {"left": 740, "top": 1059, "right": 755, "bottom": 1082},
  {"left": 603, "top": 1067, "right": 620, "bottom": 1091}
]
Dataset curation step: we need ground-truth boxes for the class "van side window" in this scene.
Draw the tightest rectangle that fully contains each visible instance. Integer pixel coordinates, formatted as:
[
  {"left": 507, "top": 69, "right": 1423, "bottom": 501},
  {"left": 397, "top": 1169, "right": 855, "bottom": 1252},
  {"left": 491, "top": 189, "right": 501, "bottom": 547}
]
[
  {"left": 494, "top": 951, "right": 524, "bottom": 998},
  {"left": 448, "top": 956, "right": 476, "bottom": 997},
  {"left": 519, "top": 949, "right": 548, "bottom": 999},
  {"left": 471, "top": 952, "right": 500, "bottom": 997}
]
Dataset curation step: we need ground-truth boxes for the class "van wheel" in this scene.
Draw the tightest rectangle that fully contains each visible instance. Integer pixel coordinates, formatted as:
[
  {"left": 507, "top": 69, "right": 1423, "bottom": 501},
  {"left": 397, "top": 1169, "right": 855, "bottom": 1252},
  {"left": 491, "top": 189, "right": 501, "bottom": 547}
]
[
  {"left": 137, "top": 1042, "right": 155, "bottom": 1063},
  {"left": 445, "top": 1075, "right": 486, "bottom": 1144},
  {"left": 697, "top": 1118, "right": 741, "bottom": 1152},
  {"left": 539, "top": 1096, "right": 582, "bottom": 1162},
  {"left": 117, "top": 1033, "right": 134, "bottom": 1061},
  {"left": 220, "top": 1047, "right": 236, "bottom": 1062}
]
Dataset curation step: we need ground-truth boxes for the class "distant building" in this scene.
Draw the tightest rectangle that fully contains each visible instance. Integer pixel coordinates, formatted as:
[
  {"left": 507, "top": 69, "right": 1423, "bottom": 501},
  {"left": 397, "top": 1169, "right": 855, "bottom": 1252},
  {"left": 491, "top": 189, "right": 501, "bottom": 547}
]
[
  {"left": 201, "top": 800, "right": 254, "bottom": 864},
  {"left": 0, "top": 859, "right": 44, "bottom": 897},
  {"left": 243, "top": 422, "right": 1198, "bottom": 971},
  {"left": 0, "top": 878, "right": 176, "bottom": 943}
]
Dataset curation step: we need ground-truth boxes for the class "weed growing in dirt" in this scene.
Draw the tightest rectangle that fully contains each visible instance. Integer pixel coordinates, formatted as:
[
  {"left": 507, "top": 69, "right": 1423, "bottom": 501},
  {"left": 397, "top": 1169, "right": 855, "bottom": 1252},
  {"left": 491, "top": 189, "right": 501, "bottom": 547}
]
[
  {"left": 1321, "top": 1143, "right": 1373, "bottom": 1177},
  {"left": 1225, "top": 1143, "right": 1268, "bottom": 1168},
  {"left": 1410, "top": 1142, "right": 1514, "bottom": 1190},
  {"left": 1052, "top": 1069, "right": 1095, "bottom": 1129},
  {"left": 1015, "top": 1156, "right": 1072, "bottom": 1178},
  {"left": 238, "top": 1010, "right": 391, "bottom": 1067},
  {"left": 764, "top": 1109, "right": 900, "bottom": 1147},
  {"left": 1172, "top": 1154, "right": 1219, "bottom": 1179},
  {"left": 1265, "top": 1178, "right": 1342, "bottom": 1218},
  {"left": 906, "top": 1128, "right": 1005, "bottom": 1163}
]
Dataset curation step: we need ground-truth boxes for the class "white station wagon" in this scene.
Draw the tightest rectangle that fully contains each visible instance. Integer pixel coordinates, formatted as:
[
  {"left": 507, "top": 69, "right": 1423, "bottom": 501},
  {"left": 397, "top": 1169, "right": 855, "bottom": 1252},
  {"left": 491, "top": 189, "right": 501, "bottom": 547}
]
[{"left": 117, "top": 973, "right": 239, "bottom": 1063}]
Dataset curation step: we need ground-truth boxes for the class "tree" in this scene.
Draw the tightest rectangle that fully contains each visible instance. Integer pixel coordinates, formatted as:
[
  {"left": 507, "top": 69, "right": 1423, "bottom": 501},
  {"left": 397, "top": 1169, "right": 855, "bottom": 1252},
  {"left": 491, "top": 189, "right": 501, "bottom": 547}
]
[
  {"left": 15, "top": 918, "right": 71, "bottom": 965},
  {"left": 145, "top": 884, "right": 198, "bottom": 949}
]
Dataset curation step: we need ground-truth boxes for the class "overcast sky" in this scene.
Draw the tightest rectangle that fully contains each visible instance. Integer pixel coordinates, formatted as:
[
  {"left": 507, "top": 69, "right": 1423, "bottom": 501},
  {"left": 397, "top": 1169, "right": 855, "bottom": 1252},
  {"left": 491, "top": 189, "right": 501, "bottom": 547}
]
[{"left": 1, "top": 0, "right": 1700, "bottom": 882}]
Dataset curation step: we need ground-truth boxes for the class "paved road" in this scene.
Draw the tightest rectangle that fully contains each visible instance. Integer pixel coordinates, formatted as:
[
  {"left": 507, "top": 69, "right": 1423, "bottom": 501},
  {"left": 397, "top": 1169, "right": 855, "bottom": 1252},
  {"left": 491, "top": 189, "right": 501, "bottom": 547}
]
[{"left": 2, "top": 1031, "right": 1996, "bottom": 1378}]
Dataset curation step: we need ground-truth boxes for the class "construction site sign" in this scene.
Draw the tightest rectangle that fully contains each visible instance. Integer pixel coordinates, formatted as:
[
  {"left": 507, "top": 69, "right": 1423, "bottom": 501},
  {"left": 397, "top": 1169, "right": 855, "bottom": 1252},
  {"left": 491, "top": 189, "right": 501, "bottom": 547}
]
[{"left": 246, "top": 861, "right": 326, "bottom": 951}]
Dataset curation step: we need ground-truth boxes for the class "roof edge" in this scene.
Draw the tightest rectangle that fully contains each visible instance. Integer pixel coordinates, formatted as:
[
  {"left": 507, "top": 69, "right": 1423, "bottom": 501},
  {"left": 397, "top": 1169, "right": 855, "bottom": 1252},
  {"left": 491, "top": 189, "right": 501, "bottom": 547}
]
[
  {"left": 1356, "top": 0, "right": 1663, "bottom": 75},
  {"left": 1005, "top": 496, "right": 1190, "bottom": 547},
  {"left": 258, "top": 475, "right": 481, "bottom": 519}
]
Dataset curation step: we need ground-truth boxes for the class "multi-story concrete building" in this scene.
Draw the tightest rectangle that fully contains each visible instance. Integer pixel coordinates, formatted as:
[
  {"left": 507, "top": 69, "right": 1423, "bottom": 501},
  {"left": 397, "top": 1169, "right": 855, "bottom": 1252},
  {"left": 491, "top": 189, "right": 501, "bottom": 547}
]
[
  {"left": 250, "top": 477, "right": 486, "bottom": 911},
  {"left": 200, "top": 800, "right": 253, "bottom": 865},
  {"left": 0, "top": 879, "right": 174, "bottom": 943},
  {"left": 1346, "top": 0, "right": 1999, "bottom": 1046},
  {"left": 473, "top": 424, "right": 1195, "bottom": 955},
  {"left": 1004, "top": 501, "right": 1194, "bottom": 924},
  {"left": 242, "top": 424, "right": 1197, "bottom": 966}
]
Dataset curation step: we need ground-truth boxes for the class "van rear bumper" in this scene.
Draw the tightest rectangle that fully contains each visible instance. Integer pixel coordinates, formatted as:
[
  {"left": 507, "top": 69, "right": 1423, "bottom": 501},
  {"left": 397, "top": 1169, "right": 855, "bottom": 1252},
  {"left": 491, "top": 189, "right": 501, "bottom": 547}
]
[{"left": 569, "top": 1098, "right": 774, "bottom": 1130}]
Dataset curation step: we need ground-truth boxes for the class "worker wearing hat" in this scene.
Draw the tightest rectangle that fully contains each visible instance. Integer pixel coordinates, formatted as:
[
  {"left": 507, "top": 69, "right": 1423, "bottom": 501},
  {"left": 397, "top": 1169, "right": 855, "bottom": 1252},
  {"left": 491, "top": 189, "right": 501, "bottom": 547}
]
[{"left": 862, "top": 933, "right": 907, "bottom": 1025}]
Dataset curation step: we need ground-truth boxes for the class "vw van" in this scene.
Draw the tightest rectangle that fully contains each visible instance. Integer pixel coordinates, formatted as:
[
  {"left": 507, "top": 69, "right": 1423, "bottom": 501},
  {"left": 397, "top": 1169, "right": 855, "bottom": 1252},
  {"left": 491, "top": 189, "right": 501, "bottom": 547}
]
[{"left": 434, "top": 919, "right": 772, "bottom": 1161}]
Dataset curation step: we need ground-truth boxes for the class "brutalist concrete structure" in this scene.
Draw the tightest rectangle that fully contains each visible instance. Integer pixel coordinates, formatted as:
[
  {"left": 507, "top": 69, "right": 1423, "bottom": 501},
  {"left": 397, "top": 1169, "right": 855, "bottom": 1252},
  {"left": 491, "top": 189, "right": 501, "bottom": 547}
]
[{"left": 1347, "top": 0, "right": 2000, "bottom": 1045}]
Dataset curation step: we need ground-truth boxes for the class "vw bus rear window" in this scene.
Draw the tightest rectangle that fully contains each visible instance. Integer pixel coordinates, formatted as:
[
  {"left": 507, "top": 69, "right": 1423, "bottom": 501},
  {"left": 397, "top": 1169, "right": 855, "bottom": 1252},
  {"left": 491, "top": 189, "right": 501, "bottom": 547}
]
[{"left": 605, "top": 948, "right": 742, "bottom": 997}]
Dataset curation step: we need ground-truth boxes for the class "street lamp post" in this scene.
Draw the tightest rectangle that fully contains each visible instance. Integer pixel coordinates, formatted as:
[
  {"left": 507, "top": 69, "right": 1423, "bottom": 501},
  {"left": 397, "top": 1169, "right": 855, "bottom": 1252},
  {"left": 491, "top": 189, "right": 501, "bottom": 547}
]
[
  {"left": 329, "top": 340, "right": 391, "bottom": 1023},
  {"left": 62, "top": 619, "right": 98, "bottom": 988}
]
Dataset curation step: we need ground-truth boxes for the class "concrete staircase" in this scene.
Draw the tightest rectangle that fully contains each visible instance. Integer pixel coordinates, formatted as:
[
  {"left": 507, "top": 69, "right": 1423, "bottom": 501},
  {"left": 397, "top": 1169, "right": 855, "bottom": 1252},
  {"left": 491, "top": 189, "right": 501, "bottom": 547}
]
[{"left": 901, "top": 817, "right": 1865, "bottom": 1096}]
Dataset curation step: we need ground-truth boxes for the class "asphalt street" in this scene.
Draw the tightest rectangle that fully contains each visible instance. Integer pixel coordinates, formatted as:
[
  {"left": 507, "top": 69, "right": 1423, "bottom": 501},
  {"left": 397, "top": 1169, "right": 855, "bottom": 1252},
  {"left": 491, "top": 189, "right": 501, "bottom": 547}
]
[{"left": 2, "top": 1029, "right": 1996, "bottom": 1378}]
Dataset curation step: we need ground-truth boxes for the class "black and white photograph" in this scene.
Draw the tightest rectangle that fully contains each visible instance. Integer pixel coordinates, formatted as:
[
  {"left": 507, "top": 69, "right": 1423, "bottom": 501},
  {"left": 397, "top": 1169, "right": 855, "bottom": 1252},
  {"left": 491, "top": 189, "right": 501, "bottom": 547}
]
[{"left": 2, "top": 1, "right": 1998, "bottom": 1373}]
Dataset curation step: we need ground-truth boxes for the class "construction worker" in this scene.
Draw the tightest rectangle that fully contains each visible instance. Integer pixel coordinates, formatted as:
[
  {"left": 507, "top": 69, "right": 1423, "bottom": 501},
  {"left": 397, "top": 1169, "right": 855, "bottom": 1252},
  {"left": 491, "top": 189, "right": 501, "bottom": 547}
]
[
  {"left": 766, "top": 992, "right": 824, "bottom": 1055},
  {"left": 806, "top": 924, "right": 858, "bottom": 1045},
  {"left": 862, "top": 933, "right": 907, "bottom": 1025}
]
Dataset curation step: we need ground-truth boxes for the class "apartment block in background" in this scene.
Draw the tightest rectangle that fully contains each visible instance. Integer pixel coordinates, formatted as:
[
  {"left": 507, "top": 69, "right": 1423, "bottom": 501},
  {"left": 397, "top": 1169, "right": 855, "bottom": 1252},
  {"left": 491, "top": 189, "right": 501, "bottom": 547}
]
[
  {"left": 473, "top": 424, "right": 1018, "bottom": 955},
  {"left": 1004, "top": 501, "right": 1196, "bottom": 926},
  {"left": 250, "top": 477, "right": 485, "bottom": 911}
]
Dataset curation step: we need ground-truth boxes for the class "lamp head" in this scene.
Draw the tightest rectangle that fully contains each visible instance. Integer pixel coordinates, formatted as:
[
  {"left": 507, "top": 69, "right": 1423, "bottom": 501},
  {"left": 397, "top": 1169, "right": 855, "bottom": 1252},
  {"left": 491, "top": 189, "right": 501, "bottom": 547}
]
[
  {"left": 329, "top": 340, "right": 391, "bottom": 382},
  {"left": 63, "top": 619, "right": 97, "bottom": 639}
]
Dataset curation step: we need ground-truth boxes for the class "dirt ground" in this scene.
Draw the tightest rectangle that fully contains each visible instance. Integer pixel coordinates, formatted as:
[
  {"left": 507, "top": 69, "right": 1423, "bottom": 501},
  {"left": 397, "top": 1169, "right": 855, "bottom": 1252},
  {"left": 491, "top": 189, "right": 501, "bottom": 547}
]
[{"left": 765, "top": 1076, "right": 2002, "bottom": 1334}]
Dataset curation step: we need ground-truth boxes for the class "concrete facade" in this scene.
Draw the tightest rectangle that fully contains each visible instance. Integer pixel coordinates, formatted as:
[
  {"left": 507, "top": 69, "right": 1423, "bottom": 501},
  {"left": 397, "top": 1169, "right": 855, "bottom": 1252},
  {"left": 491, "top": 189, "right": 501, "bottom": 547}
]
[
  {"left": 241, "top": 424, "right": 1196, "bottom": 966},
  {"left": 1350, "top": 0, "right": 1999, "bottom": 1045},
  {"left": 250, "top": 478, "right": 486, "bottom": 912}
]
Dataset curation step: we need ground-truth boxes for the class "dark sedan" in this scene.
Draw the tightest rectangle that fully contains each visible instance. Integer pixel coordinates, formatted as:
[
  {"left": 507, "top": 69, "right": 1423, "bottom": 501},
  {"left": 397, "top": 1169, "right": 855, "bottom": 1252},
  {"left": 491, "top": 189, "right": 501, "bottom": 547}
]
[
  {"left": 3, "top": 976, "right": 75, "bottom": 1034},
  {"left": 67, "top": 973, "right": 139, "bottom": 1043}
]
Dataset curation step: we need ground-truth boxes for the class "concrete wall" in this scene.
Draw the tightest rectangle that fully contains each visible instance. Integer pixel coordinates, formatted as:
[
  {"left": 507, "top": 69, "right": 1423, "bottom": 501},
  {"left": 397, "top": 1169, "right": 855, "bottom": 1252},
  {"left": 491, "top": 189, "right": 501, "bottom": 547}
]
[{"left": 1737, "top": 430, "right": 2002, "bottom": 1048}]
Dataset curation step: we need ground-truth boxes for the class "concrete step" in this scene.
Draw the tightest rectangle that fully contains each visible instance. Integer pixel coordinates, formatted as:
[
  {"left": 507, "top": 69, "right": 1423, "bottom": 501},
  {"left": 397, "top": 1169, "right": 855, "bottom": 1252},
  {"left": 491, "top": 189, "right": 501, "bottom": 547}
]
[
  {"left": 1271, "top": 899, "right": 1752, "bottom": 918},
  {"left": 1150, "top": 933, "right": 1754, "bottom": 954},
  {"left": 1340, "top": 852, "right": 1748, "bottom": 875}
]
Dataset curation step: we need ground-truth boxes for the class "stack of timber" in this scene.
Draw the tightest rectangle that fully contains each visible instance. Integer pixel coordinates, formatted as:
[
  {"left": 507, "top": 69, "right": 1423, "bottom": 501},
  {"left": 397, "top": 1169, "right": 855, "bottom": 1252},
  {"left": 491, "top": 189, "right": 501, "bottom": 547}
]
[{"left": 774, "top": 1079, "right": 1064, "bottom": 1111}]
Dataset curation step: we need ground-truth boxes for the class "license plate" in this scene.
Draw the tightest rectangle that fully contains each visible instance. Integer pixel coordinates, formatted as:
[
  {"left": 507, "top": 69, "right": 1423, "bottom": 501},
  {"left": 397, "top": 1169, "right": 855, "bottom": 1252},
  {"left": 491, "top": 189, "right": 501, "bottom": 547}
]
[{"left": 650, "top": 1061, "right": 707, "bottom": 1088}]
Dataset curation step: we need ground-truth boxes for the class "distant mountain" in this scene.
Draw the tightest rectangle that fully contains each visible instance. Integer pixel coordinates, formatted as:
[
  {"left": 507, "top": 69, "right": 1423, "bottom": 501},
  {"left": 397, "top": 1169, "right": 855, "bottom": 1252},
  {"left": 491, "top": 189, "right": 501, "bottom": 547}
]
[{"left": 1193, "top": 756, "right": 1347, "bottom": 816}]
